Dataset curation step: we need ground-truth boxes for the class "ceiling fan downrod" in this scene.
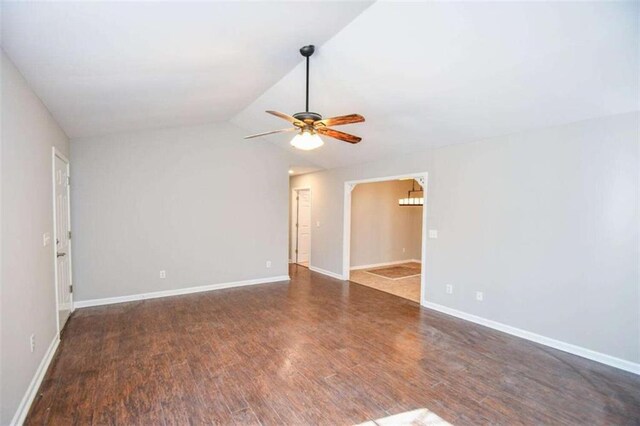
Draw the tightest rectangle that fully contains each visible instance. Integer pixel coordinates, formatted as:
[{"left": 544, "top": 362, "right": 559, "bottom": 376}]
[{"left": 300, "top": 45, "right": 315, "bottom": 113}]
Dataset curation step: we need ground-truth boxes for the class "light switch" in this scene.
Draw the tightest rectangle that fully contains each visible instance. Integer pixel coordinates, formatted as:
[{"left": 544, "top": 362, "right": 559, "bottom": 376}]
[
  {"left": 42, "top": 232, "right": 51, "bottom": 247},
  {"left": 428, "top": 229, "right": 438, "bottom": 239}
]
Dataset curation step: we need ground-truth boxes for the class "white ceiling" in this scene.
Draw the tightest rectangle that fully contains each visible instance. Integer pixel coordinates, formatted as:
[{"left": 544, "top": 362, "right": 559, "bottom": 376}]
[
  {"left": 2, "top": 1, "right": 638, "bottom": 172},
  {"left": 233, "top": 1, "right": 639, "bottom": 170},
  {"left": 0, "top": 1, "right": 372, "bottom": 139}
]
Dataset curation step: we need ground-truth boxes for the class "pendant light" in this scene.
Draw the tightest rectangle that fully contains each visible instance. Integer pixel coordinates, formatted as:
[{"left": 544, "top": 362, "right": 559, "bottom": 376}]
[{"left": 399, "top": 180, "right": 424, "bottom": 206}]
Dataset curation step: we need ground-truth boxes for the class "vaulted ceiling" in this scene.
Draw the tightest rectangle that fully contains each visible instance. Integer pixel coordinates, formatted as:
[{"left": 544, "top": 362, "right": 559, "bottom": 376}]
[
  {"left": 2, "top": 1, "right": 638, "bottom": 172},
  {"left": 233, "top": 1, "right": 639, "bottom": 169},
  {"left": 0, "top": 1, "right": 372, "bottom": 138}
]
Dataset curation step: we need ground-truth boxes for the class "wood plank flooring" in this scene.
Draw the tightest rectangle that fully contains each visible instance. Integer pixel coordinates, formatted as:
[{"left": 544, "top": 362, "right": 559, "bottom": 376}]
[{"left": 26, "top": 265, "right": 640, "bottom": 425}]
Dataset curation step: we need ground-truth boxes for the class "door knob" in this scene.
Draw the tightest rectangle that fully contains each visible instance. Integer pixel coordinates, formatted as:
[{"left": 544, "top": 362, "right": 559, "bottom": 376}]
[{"left": 56, "top": 252, "right": 66, "bottom": 258}]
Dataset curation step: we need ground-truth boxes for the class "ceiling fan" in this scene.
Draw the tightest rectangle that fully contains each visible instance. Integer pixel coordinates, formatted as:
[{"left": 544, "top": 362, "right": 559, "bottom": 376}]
[{"left": 244, "top": 45, "right": 365, "bottom": 150}]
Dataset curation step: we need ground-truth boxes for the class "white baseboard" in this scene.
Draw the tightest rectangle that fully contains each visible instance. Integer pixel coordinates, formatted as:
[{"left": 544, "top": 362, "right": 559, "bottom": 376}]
[
  {"left": 11, "top": 334, "right": 60, "bottom": 426},
  {"left": 422, "top": 301, "right": 640, "bottom": 375},
  {"left": 75, "top": 275, "right": 291, "bottom": 308},
  {"left": 350, "top": 259, "right": 421, "bottom": 271},
  {"left": 308, "top": 266, "right": 345, "bottom": 280}
]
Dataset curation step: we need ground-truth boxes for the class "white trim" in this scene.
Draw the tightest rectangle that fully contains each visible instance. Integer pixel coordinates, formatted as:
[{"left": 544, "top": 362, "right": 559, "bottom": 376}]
[
  {"left": 342, "top": 183, "right": 351, "bottom": 279},
  {"left": 52, "top": 148, "right": 69, "bottom": 164},
  {"left": 10, "top": 335, "right": 60, "bottom": 426},
  {"left": 350, "top": 259, "right": 421, "bottom": 271},
  {"left": 74, "top": 275, "right": 290, "bottom": 308},
  {"left": 423, "top": 301, "right": 640, "bottom": 375},
  {"left": 342, "top": 172, "right": 429, "bottom": 308},
  {"left": 51, "top": 148, "right": 60, "bottom": 335},
  {"left": 308, "top": 266, "right": 345, "bottom": 280}
]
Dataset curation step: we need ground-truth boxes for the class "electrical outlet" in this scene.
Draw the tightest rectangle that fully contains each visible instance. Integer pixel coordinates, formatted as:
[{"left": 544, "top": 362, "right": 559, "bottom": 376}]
[
  {"left": 428, "top": 229, "right": 438, "bottom": 239},
  {"left": 30, "top": 334, "right": 35, "bottom": 353},
  {"left": 476, "top": 291, "right": 484, "bottom": 301},
  {"left": 446, "top": 284, "right": 453, "bottom": 294},
  {"left": 159, "top": 270, "right": 166, "bottom": 279},
  {"left": 266, "top": 260, "right": 272, "bottom": 268}
]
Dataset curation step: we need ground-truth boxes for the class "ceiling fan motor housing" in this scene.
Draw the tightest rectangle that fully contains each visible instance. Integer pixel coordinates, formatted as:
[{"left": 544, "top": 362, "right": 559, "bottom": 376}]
[{"left": 293, "top": 111, "right": 322, "bottom": 125}]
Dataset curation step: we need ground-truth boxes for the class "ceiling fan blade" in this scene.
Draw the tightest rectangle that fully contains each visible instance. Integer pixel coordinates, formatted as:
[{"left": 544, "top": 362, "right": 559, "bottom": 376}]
[
  {"left": 317, "top": 127, "right": 362, "bottom": 144},
  {"left": 266, "top": 110, "right": 305, "bottom": 127},
  {"left": 315, "top": 114, "right": 365, "bottom": 128},
  {"left": 244, "top": 128, "right": 297, "bottom": 139}
]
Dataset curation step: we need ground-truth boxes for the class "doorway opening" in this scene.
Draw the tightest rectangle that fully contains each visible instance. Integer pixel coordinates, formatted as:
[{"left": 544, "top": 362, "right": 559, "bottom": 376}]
[
  {"left": 52, "top": 147, "right": 74, "bottom": 334},
  {"left": 292, "top": 187, "right": 311, "bottom": 268},
  {"left": 343, "top": 173, "right": 428, "bottom": 305}
]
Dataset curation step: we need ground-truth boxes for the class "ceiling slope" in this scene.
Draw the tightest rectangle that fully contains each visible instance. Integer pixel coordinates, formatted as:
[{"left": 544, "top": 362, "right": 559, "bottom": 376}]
[
  {"left": 232, "top": 1, "right": 639, "bottom": 170},
  {"left": 1, "top": 1, "right": 372, "bottom": 139}
]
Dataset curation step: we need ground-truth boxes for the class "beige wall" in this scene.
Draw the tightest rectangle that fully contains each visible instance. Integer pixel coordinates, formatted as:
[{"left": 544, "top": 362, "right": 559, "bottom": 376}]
[
  {"left": 350, "top": 180, "right": 422, "bottom": 267},
  {"left": 1, "top": 51, "right": 70, "bottom": 424},
  {"left": 290, "top": 112, "right": 639, "bottom": 364}
]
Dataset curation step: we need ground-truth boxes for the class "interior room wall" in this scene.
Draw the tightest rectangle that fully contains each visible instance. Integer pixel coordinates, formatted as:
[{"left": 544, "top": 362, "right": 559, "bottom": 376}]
[
  {"left": 290, "top": 112, "right": 639, "bottom": 365},
  {"left": 1, "top": 51, "right": 70, "bottom": 425},
  {"left": 350, "top": 180, "right": 422, "bottom": 268},
  {"left": 71, "top": 122, "right": 291, "bottom": 303}
]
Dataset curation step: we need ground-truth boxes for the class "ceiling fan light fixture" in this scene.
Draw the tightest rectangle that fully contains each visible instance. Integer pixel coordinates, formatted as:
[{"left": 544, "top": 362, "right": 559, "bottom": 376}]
[{"left": 290, "top": 130, "right": 324, "bottom": 151}]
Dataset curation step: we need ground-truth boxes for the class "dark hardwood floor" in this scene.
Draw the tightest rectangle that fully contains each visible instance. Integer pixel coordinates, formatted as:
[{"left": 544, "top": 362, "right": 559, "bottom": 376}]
[{"left": 27, "top": 265, "right": 640, "bottom": 425}]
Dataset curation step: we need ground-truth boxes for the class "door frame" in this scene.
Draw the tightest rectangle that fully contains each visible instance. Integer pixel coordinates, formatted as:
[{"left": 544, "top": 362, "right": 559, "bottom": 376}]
[
  {"left": 291, "top": 186, "right": 312, "bottom": 266},
  {"left": 52, "top": 147, "right": 74, "bottom": 336},
  {"left": 342, "top": 172, "right": 428, "bottom": 306}
]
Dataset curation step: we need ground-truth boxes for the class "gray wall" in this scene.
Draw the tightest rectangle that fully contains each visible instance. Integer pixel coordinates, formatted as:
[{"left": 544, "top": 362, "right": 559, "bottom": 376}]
[
  {"left": 1, "top": 51, "right": 70, "bottom": 424},
  {"left": 351, "top": 180, "right": 422, "bottom": 267},
  {"left": 291, "top": 112, "right": 639, "bottom": 363},
  {"left": 71, "top": 122, "right": 290, "bottom": 302}
]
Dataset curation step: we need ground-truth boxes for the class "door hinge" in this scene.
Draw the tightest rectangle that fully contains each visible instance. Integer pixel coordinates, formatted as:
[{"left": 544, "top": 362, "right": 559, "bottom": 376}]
[
  {"left": 68, "top": 230, "right": 72, "bottom": 240},
  {"left": 295, "top": 249, "right": 298, "bottom": 253},
  {"left": 69, "top": 285, "right": 73, "bottom": 293},
  {"left": 296, "top": 196, "right": 299, "bottom": 200},
  {"left": 295, "top": 223, "right": 299, "bottom": 228}
]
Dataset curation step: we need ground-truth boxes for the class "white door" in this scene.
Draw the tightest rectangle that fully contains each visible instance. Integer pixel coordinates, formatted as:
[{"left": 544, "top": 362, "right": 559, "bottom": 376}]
[
  {"left": 296, "top": 189, "right": 311, "bottom": 264},
  {"left": 54, "top": 152, "right": 73, "bottom": 331}
]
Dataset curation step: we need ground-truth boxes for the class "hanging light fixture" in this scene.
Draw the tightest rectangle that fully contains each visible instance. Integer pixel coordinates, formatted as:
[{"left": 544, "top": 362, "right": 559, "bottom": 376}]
[
  {"left": 290, "top": 130, "right": 324, "bottom": 150},
  {"left": 399, "top": 180, "right": 424, "bottom": 206}
]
